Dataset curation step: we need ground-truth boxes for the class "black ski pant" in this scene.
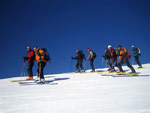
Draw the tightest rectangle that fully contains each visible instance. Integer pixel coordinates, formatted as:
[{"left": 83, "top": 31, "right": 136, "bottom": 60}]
[
  {"left": 109, "top": 58, "right": 117, "bottom": 69},
  {"left": 37, "top": 62, "right": 46, "bottom": 79},
  {"left": 118, "top": 57, "right": 136, "bottom": 73},
  {"left": 134, "top": 56, "right": 142, "bottom": 67},
  {"left": 27, "top": 61, "right": 34, "bottom": 77},
  {"left": 76, "top": 59, "right": 84, "bottom": 71},
  {"left": 106, "top": 59, "right": 112, "bottom": 69},
  {"left": 90, "top": 59, "right": 95, "bottom": 71}
]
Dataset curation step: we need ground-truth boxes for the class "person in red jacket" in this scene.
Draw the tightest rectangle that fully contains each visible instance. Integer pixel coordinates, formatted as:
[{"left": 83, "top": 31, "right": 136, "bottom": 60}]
[
  {"left": 23, "top": 46, "right": 35, "bottom": 80},
  {"left": 108, "top": 45, "right": 118, "bottom": 72}
]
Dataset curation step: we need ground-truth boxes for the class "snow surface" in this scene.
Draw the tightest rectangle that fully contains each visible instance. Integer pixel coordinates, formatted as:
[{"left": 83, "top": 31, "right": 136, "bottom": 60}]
[{"left": 0, "top": 64, "right": 150, "bottom": 113}]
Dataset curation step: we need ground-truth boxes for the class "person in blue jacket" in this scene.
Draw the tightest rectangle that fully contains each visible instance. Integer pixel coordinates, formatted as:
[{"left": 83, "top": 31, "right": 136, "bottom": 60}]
[{"left": 131, "top": 45, "right": 142, "bottom": 68}]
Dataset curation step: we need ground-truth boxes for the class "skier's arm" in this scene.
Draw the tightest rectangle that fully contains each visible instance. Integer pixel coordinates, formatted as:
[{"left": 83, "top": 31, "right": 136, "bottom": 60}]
[
  {"left": 71, "top": 54, "right": 79, "bottom": 59},
  {"left": 71, "top": 57, "right": 77, "bottom": 59}
]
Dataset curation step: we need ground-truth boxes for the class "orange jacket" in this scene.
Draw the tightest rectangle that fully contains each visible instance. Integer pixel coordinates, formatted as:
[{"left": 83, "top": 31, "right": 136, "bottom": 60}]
[
  {"left": 119, "top": 48, "right": 127, "bottom": 60},
  {"left": 35, "top": 49, "right": 47, "bottom": 63}
]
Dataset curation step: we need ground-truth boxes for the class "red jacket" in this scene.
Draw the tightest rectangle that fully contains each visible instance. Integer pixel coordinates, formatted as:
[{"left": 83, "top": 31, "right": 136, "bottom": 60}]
[{"left": 27, "top": 50, "right": 35, "bottom": 62}]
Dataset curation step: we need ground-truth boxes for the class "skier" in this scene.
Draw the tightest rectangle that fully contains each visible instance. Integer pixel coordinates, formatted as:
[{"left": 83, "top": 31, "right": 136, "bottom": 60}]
[
  {"left": 107, "top": 45, "right": 118, "bottom": 72},
  {"left": 117, "top": 45, "right": 136, "bottom": 75},
  {"left": 33, "top": 46, "right": 47, "bottom": 82},
  {"left": 131, "top": 45, "right": 142, "bottom": 68},
  {"left": 71, "top": 49, "right": 85, "bottom": 72},
  {"left": 86, "top": 48, "right": 96, "bottom": 72},
  {"left": 103, "top": 49, "right": 111, "bottom": 70},
  {"left": 23, "top": 46, "right": 35, "bottom": 80}
]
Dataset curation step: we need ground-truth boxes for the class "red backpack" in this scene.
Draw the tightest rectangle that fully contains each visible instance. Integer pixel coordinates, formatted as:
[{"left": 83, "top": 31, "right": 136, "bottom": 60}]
[{"left": 127, "top": 50, "right": 131, "bottom": 59}]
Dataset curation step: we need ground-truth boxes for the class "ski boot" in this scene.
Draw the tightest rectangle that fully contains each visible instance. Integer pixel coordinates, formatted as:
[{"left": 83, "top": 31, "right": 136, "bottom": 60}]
[
  {"left": 26, "top": 77, "right": 33, "bottom": 80},
  {"left": 138, "top": 66, "right": 142, "bottom": 69},
  {"left": 117, "top": 72, "right": 125, "bottom": 75},
  {"left": 130, "top": 73, "right": 137, "bottom": 76},
  {"left": 81, "top": 70, "right": 85, "bottom": 72},
  {"left": 38, "top": 78, "right": 45, "bottom": 84},
  {"left": 109, "top": 69, "right": 116, "bottom": 73}
]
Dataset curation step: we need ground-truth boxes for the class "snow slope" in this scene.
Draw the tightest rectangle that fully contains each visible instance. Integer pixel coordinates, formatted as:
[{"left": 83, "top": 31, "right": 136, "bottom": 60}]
[{"left": 0, "top": 64, "right": 150, "bottom": 113}]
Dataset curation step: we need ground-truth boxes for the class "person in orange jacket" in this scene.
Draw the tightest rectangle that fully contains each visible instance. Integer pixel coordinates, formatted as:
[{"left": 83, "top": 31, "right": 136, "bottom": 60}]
[
  {"left": 33, "top": 46, "right": 47, "bottom": 82},
  {"left": 23, "top": 46, "right": 35, "bottom": 80},
  {"left": 117, "top": 45, "right": 136, "bottom": 75}
]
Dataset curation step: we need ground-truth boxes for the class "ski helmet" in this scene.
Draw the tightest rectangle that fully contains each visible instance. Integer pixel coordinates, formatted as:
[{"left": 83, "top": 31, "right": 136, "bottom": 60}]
[
  {"left": 108, "top": 45, "right": 112, "bottom": 49},
  {"left": 131, "top": 45, "right": 135, "bottom": 48}
]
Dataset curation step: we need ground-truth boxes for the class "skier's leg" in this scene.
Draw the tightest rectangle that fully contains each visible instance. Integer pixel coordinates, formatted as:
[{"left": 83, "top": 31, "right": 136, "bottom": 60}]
[
  {"left": 40, "top": 62, "right": 46, "bottom": 79},
  {"left": 134, "top": 56, "right": 142, "bottom": 67},
  {"left": 26, "top": 62, "right": 34, "bottom": 80},
  {"left": 27, "top": 62, "right": 34, "bottom": 77},
  {"left": 79, "top": 60, "right": 84, "bottom": 70},
  {"left": 117, "top": 60, "right": 124, "bottom": 72},
  {"left": 76, "top": 61, "right": 80, "bottom": 71},
  {"left": 125, "top": 57, "right": 136, "bottom": 73},
  {"left": 106, "top": 59, "right": 112, "bottom": 70},
  {"left": 90, "top": 59, "right": 95, "bottom": 72}
]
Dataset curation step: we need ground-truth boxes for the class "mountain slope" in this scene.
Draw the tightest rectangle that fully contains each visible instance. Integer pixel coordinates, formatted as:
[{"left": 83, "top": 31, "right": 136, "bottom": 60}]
[{"left": 0, "top": 64, "right": 150, "bottom": 113}]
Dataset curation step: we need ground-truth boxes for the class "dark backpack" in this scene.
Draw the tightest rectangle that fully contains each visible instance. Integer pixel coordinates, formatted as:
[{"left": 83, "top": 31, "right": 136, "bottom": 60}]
[
  {"left": 80, "top": 51, "right": 85, "bottom": 59},
  {"left": 42, "top": 48, "right": 51, "bottom": 62},
  {"left": 93, "top": 52, "right": 97, "bottom": 59}
]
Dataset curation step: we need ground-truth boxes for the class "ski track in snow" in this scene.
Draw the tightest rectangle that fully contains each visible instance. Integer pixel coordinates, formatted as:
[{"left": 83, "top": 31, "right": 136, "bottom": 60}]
[{"left": 0, "top": 64, "right": 150, "bottom": 113}]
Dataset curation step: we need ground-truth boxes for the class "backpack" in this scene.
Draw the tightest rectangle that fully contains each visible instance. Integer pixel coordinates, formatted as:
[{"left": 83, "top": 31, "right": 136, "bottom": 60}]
[
  {"left": 120, "top": 48, "right": 131, "bottom": 59},
  {"left": 80, "top": 51, "right": 85, "bottom": 59},
  {"left": 42, "top": 48, "right": 51, "bottom": 62},
  {"left": 93, "top": 52, "right": 97, "bottom": 59},
  {"left": 127, "top": 49, "right": 131, "bottom": 59}
]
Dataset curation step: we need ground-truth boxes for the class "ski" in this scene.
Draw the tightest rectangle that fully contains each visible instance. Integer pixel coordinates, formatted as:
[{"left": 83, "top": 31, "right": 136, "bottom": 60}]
[
  {"left": 11, "top": 79, "right": 35, "bottom": 82},
  {"left": 101, "top": 74, "right": 112, "bottom": 76},
  {"left": 98, "top": 71, "right": 117, "bottom": 75},
  {"left": 111, "top": 74, "right": 150, "bottom": 77},
  {"left": 19, "top": 80, "right": 57, "bottom": 86},
  {"left": 136, "top": 67, "right": 150, "bottom": 69},
  {"left": 65, "top": 70, "right": 106, "bottom": 74},
  {"left": 65, "top": 72, "right": 98, "bottom": 74}
]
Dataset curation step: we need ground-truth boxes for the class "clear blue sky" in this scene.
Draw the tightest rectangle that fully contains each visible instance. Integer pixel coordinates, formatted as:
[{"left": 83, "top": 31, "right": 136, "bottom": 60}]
[{"left": 0, "top": 0, "right": 149, "bottom": 78}]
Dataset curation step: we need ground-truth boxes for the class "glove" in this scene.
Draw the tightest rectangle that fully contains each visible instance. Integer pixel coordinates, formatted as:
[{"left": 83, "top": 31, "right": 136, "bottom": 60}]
[
  {"left": 23, "top": 56, "right": 29, "bottom": 61},
  {"left": 71, "top": 57, "right": 74, "bottom": 59}
]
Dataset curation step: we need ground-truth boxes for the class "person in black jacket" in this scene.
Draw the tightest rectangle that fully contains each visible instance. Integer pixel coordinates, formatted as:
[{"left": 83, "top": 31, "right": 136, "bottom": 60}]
[
  {"left": 103, "top": 49, "right": 111, "bottom": 70},
  {"left": 71, "top": 49, "right": 85, "bottom": 72},
  {"left": 131, "top": 45, "right": 142, "bottom": 68}
]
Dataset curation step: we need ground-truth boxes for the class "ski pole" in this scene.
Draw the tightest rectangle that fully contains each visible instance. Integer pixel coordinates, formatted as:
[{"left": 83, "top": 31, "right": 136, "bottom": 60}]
[
  {"left": 71, "top": 59, "right": 73, "bottom": 72},
  {"left": 132, "top": 58, "right": 134, "bottom": 65},
  {"left": 105, "top": 59, "right": 107, "bottom": 68},
  {"left": 21, "top": 61, "right": 26, "bottom": 78},
  {"left": 84, "top": 59, "right": 86, "bottom": 71},
  {"left": 102, "top": 57, "right": 104, "bottom": 68},
  {"left": 39, "top": 62, "right": 42, "bottom": 80}
]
